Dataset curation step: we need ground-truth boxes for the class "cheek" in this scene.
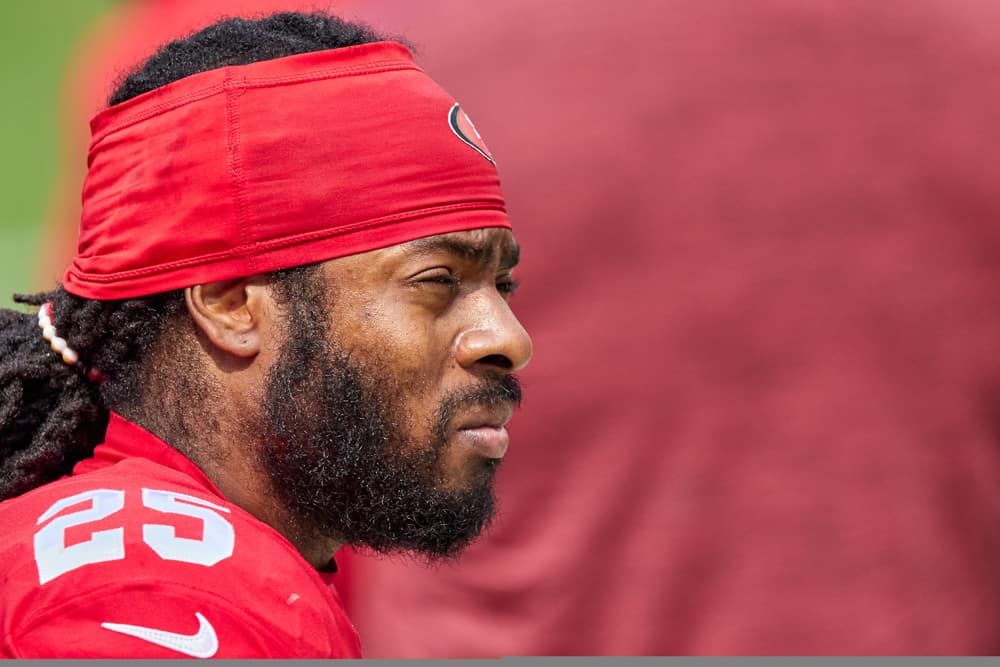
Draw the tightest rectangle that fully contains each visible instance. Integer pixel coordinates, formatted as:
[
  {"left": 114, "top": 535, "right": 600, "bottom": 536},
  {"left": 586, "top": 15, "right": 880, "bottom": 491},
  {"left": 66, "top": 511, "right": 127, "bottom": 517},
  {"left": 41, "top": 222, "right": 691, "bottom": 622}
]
[
  {"left": 333, "top": 299, "right": 458, "bottom": 431},
  {"left": 345, "top": 305, "right": 453, "bottom": 381}
]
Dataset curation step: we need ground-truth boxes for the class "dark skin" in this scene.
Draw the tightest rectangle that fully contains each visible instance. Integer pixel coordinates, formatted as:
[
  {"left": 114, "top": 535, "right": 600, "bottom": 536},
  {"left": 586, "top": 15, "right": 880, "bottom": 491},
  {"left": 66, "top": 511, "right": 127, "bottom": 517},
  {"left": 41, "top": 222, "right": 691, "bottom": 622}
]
[{"left": 180, "top": 228, "right": 531, "bottom": 566}]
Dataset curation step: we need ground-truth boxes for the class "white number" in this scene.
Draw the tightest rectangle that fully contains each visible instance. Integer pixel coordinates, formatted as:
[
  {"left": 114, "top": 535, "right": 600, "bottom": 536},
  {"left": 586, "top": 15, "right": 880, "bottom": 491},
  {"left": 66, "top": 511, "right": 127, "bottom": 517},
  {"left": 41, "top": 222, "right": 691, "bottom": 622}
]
[
  {"left": 141, "top": 488, "right": 234, "bottom": 566},
  {"left": 33, "top": 488, "right": 235, "bottom": 584},
  {"left": 34, "top": 489, "right": 125, "bottom": 584}
]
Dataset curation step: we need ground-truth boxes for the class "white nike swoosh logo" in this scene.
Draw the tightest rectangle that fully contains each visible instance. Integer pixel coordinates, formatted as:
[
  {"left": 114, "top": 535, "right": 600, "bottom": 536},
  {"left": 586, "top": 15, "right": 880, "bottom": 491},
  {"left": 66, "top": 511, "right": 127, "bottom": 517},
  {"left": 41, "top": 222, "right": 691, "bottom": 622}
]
[{"left": 101, "top": 612, "right": 218, "bottom": 658}]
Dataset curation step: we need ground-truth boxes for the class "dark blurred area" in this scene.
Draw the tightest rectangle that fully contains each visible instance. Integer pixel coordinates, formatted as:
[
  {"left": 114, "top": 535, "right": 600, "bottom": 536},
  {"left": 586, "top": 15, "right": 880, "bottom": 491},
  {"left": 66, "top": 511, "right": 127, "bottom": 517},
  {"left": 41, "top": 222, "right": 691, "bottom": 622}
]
[{"left": 39, "top": 0, "right": 1000, "bottom": 655}]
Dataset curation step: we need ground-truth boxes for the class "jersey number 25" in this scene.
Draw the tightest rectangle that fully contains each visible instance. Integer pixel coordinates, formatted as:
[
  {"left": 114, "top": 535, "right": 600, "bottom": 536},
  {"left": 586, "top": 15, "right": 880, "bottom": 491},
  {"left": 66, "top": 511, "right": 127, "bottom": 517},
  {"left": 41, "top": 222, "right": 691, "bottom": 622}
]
[{"left": 33, "top": 488, "right": 235, "bottom": 584}]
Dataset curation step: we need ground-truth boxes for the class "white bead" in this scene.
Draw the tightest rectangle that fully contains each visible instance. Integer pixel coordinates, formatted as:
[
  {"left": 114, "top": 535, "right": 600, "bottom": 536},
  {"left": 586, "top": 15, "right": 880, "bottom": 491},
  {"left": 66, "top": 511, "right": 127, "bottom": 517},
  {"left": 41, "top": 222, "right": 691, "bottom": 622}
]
[
  {"left": 50, "top": 337, "right": 67, "bottom": 354},
  {"left": 61, "top": 348, "right": 79, "bottom": 365},
  {"left": 38, "top": 316, "right": 50, "bottom": 329},
  {"left": 42, "top": 325, "right": 56, "bottom": 340}
]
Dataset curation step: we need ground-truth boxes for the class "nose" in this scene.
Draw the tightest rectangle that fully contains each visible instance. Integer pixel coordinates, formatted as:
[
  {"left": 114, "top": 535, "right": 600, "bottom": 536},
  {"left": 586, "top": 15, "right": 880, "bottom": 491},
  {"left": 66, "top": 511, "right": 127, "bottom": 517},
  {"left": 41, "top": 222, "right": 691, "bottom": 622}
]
[{"left": 454, "top": 295, "right": 533, "bottom": 373}]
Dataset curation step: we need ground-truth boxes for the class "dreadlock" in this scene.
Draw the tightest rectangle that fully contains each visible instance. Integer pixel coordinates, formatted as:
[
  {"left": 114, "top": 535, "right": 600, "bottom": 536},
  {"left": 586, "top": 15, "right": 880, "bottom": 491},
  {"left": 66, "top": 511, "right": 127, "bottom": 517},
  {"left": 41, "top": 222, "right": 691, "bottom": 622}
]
[{"left": 0, "top": 11, "right": 393, "bottom": 501}]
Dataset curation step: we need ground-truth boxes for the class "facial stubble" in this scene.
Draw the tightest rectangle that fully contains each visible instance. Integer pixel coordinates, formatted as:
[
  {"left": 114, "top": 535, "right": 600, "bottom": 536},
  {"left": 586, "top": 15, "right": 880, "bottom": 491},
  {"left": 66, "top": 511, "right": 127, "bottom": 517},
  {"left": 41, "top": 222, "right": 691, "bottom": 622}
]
[{"left": 260, "top": 301, "right": 521, "bottom": 560}]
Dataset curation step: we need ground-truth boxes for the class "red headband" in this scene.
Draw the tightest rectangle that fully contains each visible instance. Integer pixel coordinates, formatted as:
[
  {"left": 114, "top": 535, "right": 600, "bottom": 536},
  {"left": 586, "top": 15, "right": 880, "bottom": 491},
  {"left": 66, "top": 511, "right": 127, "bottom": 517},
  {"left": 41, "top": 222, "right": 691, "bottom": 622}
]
[{"left": 64, "top": 41, "right": 508, "bottom": 300}]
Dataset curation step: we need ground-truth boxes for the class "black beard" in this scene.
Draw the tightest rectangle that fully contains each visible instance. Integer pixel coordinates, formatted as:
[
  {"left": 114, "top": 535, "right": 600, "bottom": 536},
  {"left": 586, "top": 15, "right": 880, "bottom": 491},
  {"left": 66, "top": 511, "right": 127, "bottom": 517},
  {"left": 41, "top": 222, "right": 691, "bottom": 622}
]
[{"left": 260, "top": 314, "right": 521, "bottom": 560}]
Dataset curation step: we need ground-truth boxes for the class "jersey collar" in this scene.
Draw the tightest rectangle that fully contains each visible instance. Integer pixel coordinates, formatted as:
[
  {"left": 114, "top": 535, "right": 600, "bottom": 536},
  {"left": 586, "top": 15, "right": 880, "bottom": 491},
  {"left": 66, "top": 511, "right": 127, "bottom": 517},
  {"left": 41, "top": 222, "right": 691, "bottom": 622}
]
[{"left": 71, "top": 411, "right": 228, "bottom": 501}]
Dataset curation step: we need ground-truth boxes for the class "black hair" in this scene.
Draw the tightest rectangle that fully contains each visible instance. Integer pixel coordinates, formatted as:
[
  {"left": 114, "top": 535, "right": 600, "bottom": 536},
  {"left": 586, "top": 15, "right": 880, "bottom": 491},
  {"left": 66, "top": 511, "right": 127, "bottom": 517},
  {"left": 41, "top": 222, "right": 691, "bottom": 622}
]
[
  {"left": 108, "top": 12, "right": 392, "bottom": 105},
  {"left": 0, "top": 11, "right": 392, "bottom": 502}
]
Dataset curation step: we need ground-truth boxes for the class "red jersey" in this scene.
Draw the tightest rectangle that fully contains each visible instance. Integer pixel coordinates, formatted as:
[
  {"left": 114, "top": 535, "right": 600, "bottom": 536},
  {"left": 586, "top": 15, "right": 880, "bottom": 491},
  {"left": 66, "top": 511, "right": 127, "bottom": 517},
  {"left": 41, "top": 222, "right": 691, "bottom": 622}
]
[{"left": 0, "top": 413, "right": 361, "bottom": 658}]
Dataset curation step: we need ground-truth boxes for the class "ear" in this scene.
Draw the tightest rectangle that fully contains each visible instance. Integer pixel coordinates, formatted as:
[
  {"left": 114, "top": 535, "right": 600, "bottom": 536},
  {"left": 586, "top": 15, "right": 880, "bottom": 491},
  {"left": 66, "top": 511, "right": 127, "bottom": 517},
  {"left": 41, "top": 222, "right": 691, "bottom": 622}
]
[{"left": 185, "top": 277, "right": 271, "bottom": 358}]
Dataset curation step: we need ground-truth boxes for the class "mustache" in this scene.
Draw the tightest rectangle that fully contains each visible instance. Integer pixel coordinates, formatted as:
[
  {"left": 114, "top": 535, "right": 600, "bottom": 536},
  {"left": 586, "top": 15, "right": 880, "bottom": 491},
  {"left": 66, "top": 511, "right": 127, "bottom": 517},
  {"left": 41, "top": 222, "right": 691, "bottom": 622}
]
[{"left": 437, "top": 374, "right": 522, "bottom": 426}]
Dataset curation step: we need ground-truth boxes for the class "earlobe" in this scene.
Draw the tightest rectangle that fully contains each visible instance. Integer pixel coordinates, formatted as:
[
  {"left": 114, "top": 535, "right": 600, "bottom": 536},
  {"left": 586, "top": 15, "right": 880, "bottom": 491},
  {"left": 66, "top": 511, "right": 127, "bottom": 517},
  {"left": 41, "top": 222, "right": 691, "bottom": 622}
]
[{"left": 185, "top": 278, "right": 266, "bottom": 359}]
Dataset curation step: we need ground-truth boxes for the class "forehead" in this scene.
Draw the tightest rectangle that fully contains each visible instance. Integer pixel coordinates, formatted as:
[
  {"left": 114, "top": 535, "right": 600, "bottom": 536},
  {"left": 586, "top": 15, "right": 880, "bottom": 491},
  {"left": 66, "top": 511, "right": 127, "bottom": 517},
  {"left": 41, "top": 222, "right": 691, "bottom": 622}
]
[{"left": 397, "top": 228, "right": 520, "bottom": 266}]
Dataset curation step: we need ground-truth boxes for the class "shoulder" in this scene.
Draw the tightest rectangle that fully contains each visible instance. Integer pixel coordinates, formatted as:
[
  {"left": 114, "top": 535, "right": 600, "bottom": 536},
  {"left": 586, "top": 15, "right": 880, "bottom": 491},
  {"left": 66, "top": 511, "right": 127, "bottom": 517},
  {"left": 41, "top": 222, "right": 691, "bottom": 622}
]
[{"left": 0, "top": 461, "right": 360, "bottom": 658}]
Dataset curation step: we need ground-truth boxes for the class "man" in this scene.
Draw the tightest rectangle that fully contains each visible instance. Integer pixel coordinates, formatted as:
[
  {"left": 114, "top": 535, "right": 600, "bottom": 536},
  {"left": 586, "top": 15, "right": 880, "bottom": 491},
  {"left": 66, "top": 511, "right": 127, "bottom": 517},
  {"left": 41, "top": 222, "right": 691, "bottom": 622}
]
[{"left": 0, "top": 11, "right": 530, "bottom": 658}]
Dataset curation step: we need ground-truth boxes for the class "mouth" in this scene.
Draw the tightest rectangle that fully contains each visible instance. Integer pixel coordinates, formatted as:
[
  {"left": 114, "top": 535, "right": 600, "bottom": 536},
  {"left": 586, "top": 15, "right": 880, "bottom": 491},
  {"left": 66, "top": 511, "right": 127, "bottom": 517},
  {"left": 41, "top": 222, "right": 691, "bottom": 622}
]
[{"left": 452, "top": 404, "right": 515, "bottom": 460}]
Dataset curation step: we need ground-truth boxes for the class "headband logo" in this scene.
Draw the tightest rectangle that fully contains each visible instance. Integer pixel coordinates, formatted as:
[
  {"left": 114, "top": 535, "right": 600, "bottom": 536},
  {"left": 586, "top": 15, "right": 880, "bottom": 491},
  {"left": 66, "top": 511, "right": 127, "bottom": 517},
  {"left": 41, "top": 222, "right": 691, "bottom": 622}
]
[{"left": 448, "top": 103, "right": 495, "bottom": 166}]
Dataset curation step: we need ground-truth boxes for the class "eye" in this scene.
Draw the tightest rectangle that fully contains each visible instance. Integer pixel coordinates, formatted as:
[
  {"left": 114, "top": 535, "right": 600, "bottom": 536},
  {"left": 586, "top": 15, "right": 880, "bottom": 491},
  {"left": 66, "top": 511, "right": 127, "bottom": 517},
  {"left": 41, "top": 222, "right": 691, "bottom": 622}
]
[
  {"left": 427, "top": 275, "right": 459, "bottom": 288},
  {"left": 412, "top": 269, "right": 459, "bottom": 290},
  {"left": 496, "top": 276, "right": 520, "bottom": 296}
]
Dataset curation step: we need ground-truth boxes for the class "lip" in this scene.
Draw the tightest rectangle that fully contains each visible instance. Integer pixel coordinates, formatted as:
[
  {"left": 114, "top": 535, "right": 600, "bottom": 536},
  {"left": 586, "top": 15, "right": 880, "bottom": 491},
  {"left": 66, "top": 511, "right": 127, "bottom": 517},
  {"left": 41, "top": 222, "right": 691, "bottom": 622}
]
[
  {"left": 454, "top": 425, "right": 510, "bottom": 459},
  {"left": 453, "top": 404, "right": 515, "bottom": 460},
  {"left": 453, "top": 404, "right": 515, "bottom": 432}
]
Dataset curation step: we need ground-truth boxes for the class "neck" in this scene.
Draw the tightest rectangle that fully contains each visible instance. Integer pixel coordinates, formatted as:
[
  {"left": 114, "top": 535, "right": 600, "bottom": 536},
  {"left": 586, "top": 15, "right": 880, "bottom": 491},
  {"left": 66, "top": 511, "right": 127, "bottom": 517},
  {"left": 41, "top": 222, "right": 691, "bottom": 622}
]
[
  {"left": 132, "top": 336, "right": 348, "bottom": 570},
  {"left": 130, "top": 396, "right": 346, "bottom": 570},
  {"left": 196, "top": 446, "right": 346, "bottom": 566}
]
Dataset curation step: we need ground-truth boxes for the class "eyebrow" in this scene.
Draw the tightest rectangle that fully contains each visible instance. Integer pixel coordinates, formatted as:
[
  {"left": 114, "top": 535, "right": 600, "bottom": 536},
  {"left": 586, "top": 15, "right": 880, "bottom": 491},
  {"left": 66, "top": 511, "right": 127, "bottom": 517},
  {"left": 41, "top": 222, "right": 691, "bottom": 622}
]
[{"left": 407, "top": 236, "right": 520, "bottom": 269}]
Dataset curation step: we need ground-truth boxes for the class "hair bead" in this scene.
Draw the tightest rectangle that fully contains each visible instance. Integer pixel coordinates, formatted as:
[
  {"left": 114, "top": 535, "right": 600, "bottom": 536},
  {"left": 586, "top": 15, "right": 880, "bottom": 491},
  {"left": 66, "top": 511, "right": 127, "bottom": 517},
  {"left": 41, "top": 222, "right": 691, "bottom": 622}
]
[{"left": 37, "top": 302, "right": 104, "bottom": 382}]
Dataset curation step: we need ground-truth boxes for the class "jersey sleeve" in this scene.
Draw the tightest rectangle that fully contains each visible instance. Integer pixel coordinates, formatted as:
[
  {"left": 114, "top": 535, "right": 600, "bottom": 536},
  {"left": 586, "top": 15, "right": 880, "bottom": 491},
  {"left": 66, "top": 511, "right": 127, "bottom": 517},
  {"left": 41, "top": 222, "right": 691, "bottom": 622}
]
[{"left": 4, "top": 581, "right": 326, "bottom": 659}]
